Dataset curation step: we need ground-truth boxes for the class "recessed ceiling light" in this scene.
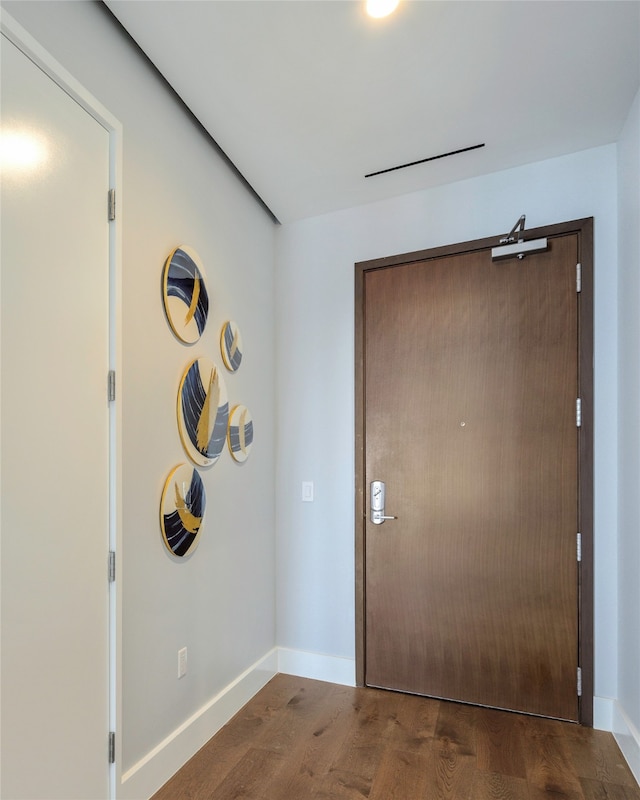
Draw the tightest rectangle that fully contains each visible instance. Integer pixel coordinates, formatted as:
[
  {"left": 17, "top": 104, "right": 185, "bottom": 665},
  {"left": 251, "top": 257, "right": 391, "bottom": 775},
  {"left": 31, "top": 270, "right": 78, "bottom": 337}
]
[{"left": 366, "top": 0, "right": 400, "bottom": 19}]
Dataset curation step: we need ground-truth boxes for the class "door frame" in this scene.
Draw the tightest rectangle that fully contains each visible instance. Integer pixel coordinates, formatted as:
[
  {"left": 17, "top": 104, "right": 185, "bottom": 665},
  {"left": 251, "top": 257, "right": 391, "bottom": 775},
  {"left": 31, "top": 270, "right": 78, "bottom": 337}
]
[
  {"left": 354, "top": 217, "right": 594, "bottom": 725},
  {"left": 1, "top": 11, "right": 124, "bottom": 794}
]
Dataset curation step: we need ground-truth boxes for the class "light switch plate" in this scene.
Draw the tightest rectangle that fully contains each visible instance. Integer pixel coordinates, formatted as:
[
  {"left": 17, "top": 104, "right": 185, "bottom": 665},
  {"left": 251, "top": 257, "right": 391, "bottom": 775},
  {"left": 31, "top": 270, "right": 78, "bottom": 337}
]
[{"left": 178, "top": 647, "right": 187, "bottom": 679}]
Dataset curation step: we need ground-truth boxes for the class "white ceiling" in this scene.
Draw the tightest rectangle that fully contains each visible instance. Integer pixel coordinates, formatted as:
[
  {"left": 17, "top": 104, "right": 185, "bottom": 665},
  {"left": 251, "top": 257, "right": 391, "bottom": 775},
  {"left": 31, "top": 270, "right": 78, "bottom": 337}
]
[{"left": 105, "top": 0, "right": 640, "bottom": 224}]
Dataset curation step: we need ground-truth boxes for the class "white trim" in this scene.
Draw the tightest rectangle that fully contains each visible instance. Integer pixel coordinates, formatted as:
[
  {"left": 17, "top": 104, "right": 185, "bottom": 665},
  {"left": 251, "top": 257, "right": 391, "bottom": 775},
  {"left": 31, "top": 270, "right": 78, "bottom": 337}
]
[
  {"left": 0, "top": 9, "right": 119, "bottom": 134},
  {"left": 612, "top": 700, "right": 640, "bottom": 786},
  {"left": 593, "top": 697, "right": 640, "bottom": 786},
  {"left": 0, "top": 10, "right": 124, "bottom": 800},
  {"left": 277, "top": 647, "right": 356, "bottom": 686},
  {"left": 594, "top": 695, "right": 614, "bottom": 731},
  {"left": 117, "top": 650, "right": 278, "bottom": 800},
  {"left": 116, "top": 647, "right": 353, "bottom": 799}
]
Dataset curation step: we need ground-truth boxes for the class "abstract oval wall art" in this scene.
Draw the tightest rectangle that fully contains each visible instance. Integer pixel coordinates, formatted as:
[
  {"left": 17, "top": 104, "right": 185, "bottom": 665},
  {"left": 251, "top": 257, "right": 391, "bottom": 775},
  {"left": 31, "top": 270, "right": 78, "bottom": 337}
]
[
  {"left": 177, "top": 357, "right": 229, "bottom": 467},
  {"left": 162, "top": 245, "right": 209, "bottom": 344},
  {"left": 227, "top": 404, "right": 254, "bottom": 463},
  {"left": 160, "top": 463, "right": 206, "bottom": 557},
  {"left": 220, "top": 320, "right": 243, "bottom": 372}
]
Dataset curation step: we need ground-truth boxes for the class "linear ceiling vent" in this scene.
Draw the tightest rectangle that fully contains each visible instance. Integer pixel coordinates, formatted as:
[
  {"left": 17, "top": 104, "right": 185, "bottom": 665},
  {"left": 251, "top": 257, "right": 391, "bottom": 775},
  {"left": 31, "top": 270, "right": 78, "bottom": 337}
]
[{"left": 364, "top": 143, "right": 485, "bottom": 178}]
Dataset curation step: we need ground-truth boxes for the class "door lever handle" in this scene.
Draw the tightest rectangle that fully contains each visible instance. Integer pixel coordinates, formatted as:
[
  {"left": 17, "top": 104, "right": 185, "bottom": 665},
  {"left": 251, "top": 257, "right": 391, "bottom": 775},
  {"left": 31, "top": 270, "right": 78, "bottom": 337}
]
[
  {"left": 371, "top": 511, "right": 397, "bottom": 524},
  {"left": 370, "top": 481, "right": 397, "bottom": 525}
]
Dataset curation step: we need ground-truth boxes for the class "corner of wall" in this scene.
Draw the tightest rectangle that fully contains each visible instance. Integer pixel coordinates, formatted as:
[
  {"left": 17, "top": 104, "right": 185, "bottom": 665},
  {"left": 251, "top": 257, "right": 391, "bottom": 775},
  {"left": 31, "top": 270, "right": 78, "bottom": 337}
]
[
  {"left": 613, "top": 700, "right": 640, "bottom": 785},
  {"left": 594, "top": 695, "right": 614, "bottom": 732},
  {"left": 277, "top": 647, "right": 356, "bottom": 687},
  {"left": 117, "top": 650, "right": 277, "bottom": 800},
  {"left": 615, "top": 82, "right": 640, "bottom": 791}
]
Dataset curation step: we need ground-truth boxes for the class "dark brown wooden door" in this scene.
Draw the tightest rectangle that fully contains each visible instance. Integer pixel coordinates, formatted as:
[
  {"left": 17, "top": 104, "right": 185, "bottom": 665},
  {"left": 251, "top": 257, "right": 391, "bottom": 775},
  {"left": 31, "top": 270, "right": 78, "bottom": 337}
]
[{"left": 359, "top": 231, "right": 586, "bottom": 721}]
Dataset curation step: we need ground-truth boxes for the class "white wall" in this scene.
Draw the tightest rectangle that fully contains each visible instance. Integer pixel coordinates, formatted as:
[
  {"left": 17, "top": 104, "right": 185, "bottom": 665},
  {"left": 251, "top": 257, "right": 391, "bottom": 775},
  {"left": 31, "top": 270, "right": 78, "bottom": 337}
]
[
  {"left": 275, "top": 145, "right": 620, "bottom": 708},
  {"left": 616, "top": 86, "right": 640, "bottom": 781},
  {"left": 1, "top": 2, "right": 277, "bottom": 797}
]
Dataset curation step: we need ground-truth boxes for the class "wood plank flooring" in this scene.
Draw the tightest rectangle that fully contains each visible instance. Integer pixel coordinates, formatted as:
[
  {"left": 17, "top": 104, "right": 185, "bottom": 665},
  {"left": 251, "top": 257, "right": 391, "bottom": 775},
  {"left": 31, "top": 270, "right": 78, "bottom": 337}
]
[{"left": 151, "top": 674, "right": 640, "bottom": 800}]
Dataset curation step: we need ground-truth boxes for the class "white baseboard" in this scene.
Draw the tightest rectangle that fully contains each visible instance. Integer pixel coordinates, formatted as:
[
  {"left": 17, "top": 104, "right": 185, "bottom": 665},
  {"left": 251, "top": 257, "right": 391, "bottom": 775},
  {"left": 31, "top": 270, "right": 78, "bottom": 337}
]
[
  {"left": 612, "top": 700, "right": 640, "bottom": 786},
  {"left": 595, "top": 696, "right": 640, "bottom": 786},
  {"left": 115, "top": 647, "right": 354, "bottom": 800},
  {"left": 117, "top": 649, "right": 278, "bottom": 800},
  {"left": 117, "top": 652, "right": 635, "bottom": 800},
  {"left": 277, "top": 646, "right": 356, "bottom": 686},
  {"left": 594, "top": 695, "right": 614, "bottom": 731}
]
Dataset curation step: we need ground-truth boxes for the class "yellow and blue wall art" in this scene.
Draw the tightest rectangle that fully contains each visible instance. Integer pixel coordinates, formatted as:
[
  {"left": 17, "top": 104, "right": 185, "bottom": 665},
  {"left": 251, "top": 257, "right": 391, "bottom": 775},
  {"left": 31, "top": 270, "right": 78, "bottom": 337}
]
[
  {"left": 160, "top": 463, "right": 206, "bottom": 557},
  {"left": 161, "top": 246, "right": 255, "bottom": 556},
  {"left": 177, "top": 356, "right": 229, "bottom": 467},
  {"left": 220, "top": 320, "right": 243, "bottom": 372},
  {"left": 162, "top": 245, "right": 209, "bottom": 344},
  {"left": 227, "top": 405, "right": 254, "bottom": 463}
]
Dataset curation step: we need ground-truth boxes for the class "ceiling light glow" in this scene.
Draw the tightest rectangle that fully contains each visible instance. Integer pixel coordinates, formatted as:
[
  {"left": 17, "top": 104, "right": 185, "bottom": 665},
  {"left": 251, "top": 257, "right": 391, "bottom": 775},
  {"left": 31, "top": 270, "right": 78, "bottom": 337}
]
[
  {"left": 0, "top": 130, "right": 49, "bottom": 172},
  {"left": 366, "top": 0, "right": 400, "bottom": 19}
]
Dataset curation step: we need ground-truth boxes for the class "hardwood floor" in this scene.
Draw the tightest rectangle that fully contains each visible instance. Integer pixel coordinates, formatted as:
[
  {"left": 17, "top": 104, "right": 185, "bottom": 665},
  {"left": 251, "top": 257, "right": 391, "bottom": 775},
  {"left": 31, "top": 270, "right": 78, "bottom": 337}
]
[{"left": 151, "top": 674, "right": 640, "bottom": 800}]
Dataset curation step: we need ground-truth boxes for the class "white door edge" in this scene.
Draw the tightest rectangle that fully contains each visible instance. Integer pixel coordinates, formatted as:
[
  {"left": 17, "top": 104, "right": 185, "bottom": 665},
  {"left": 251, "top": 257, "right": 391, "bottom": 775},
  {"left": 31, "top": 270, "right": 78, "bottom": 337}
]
[{"left": 1, "top": 11, "right": 124, "bottom": 798}]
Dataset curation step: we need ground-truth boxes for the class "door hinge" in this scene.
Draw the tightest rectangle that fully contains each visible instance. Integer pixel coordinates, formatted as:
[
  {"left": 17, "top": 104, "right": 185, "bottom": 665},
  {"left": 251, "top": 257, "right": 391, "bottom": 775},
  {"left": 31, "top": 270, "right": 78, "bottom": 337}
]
[
  {"left": 108, "top": 551, "right": 116, "bottom": 583},
  {"left": 108, "top": 370, "right": 116, "bottom": 402},
  {"left": 576, "top": 398, "right": 582, "bottom": 428},
  {"left": 577, "top": 667, "right": 583, "bottom": 697},
  {"left": 577, "top": 533, "right": 582, "bottom": 562},
  {"left": 576, "top": 263, "right": 582, "bottom": 293},
  {"left": 109, "top": 731, "right": 115, "bottom": 764},
  {"left": 108, "top": 188, "right": 116, "bottom": 222}
]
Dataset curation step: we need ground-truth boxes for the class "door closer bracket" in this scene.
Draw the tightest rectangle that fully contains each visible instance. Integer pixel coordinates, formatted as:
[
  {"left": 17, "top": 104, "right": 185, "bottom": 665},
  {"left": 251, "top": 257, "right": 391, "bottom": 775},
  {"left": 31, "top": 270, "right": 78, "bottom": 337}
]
[{"left": 492, "top": 214, "right": 548, "bottom": 261}]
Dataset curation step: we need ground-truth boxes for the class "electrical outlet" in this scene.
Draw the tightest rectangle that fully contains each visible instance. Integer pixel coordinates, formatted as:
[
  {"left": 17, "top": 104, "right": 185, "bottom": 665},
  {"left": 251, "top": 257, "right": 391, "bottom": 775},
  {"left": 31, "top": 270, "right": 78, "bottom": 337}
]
[{"left": 178, "top": 647, "right": 187, "bottom": 679}]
